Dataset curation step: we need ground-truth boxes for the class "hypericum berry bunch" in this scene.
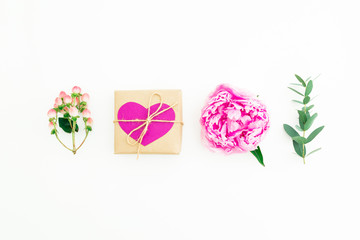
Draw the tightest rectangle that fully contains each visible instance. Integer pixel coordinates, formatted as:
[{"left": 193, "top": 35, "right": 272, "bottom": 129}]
[{"left": 47, "top": 86, "right": 93, "bottom": 154}]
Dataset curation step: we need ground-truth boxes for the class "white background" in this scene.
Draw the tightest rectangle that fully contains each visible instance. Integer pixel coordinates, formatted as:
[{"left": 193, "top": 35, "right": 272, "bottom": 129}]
[{"left": 1, "top": 0, "right": 359, "bottom": 239}]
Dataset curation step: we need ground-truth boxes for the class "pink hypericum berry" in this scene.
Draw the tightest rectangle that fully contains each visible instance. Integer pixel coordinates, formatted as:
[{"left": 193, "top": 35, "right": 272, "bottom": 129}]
[
  {"left": 47, "top": 109, "right": 56, "bottom": 118},
  {"left": 54, "top": 103, "right": 58, "bottom": 108},
  {"left": 72, "top": 97, "right": 80, "bottom": 106},
  {"left": 60, "top": 106, "right": 69, "bottom": 114},
  {"left": 59, "top": 91, "right": 67, "bottom": 98},
  {"left": 69, "top": 107, "right": 79, "bottom": 116},
  {"left": 82, "top": 109, "right": 91, "bottom": 118},
  {"left": 81, "top": 93, "right": 90, "bottom": 102},
  {"left": 86, "top": 118, "right": 93, "bottom": 126},
  {"left": 63, "top": 95, "right": 72, "bottom": 104},
  {"left": 48, "top": 122, "right": 55, "bottom": 130},
  {"left": 55, "top": 97, "right": 62, "bottom": 106},
  {"left": 72, "top": 86, "right": 81, "bottom": 94}
]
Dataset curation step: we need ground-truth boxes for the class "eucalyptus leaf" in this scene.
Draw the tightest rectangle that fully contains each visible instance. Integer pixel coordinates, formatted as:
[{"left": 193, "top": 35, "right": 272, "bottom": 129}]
[
  {"left": 303, "top": 96, "right": 310, "bottom": 104},
  {"left": 292, "top": 136, "right": 307, "bottom": 144},
  {"left": 283, "top": 124, "right": 300, "bottom": 137},
  {"left": 305, "top": 80, "right": 313, "bottom": 96},
  {"left": 292, "top": 100, "right": 303, "bottom": 104},
  {"left": 298, "top": 110, "right": 307, "bottom": 129},
  {"left": 293, "top": 140, "right": 306, "bottom": 157},
  {"left": 290, "top": 83, "right": 303, "bottom": 86},
  {"left": 304, "top": 113, "right": 318, "bottom": 131},
  {"left": 295, "top": 125, "right": 302, "bottom": 131},
  {"left": 303, "top": 105, "right": 314, "bottom": 112},
  {"left": 306, "top": 126, "right": 324, "bottom": 143},
  {"left": 295, "top": 74, "right": 306, "bottom": 87},
  {"left": 288, "top": 87, "right": 304, "bottom": 96},
  {"left": 307, "top": 148, "right": 322, "bottom": 157},
  {"left": 250, "top": 146, "right": 264, "bottom": 166}
]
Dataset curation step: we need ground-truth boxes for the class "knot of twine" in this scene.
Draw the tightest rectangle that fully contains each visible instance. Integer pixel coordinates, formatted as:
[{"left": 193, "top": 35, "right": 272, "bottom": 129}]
[{"left": 114, "top": 93, "right": 183, "bottom": 159}]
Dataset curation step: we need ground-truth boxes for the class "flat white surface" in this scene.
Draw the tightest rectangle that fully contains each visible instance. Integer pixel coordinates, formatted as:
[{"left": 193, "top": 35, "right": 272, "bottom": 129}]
[{"left": 1, "top": 1, "right": 359, "bottom": 239}]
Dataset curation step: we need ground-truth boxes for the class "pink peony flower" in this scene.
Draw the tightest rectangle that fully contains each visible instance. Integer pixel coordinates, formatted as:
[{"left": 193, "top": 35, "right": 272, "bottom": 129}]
[
  {"left": 81, "top": 93, "right": 90, "bottom": 102},
  {"left": 63, "top": 95, "right": 72, "bottom": 104},
  {"left": 200, "top": 84, "right": 270, "bottom": 153},
  {"left": 47, "top": 109, "right": 57, "bottom": 118},
  {"left": 86, "top": 118, "right": 93, "bottom": 126},
  {"left": 55, "top": 97, "right": 62, "bottom": 106},
  {"left": 69, "top": 107, "right": 79, "bottom": 116},
  {"left": 59, "top": 91, "right": 67, "bottom": 98},
  {"left": 72, "top": 86, "right": 81, "bottom": 94},
  {"left": 82, "top": 109, "right": 91, "bottom": 118}
]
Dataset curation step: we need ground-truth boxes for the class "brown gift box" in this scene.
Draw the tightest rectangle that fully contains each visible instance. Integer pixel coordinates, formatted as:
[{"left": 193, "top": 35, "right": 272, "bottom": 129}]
[{"left": 114, "top": 89, "right": 183, "bottom": 155}]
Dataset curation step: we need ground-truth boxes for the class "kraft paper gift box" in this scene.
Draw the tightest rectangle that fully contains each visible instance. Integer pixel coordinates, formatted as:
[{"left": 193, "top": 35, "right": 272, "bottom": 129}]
[{"left": 114, "top": 89, "right": 183, "bottom": 155}]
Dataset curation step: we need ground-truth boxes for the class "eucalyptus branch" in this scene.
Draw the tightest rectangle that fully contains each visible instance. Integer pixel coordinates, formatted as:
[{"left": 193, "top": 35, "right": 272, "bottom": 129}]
[{"left": 283, "top": 74, "right": 324, "bottom": 164}]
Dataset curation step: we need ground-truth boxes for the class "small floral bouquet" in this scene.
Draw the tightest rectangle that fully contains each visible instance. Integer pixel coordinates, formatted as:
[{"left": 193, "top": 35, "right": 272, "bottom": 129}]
[
  {"left": 200, "top": 84, "right": 270, "bottom": 166},
  {"left": 47, "top": 86, "right": 93, "bottom": 154}
]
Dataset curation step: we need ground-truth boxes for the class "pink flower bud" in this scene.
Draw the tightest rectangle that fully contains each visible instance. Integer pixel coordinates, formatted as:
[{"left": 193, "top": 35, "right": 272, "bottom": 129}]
[
  {"left": 81, "top": 93, "right": 90, "bottom": 102},
  {"left": 55, "top": 97, "right": 62, "bottom": 106},
  {"left": 82, "top": 109, "right": 91, "bottom": 118},
  {"left": 47, "top": 109, "right": 56, "bottom": 118},
  {"left": 63, "top": 95, "right": 72, "bottom": 104},
  {"left": 72, "top": 86, "right": 81, "bottom": 94},
  {"left": 59, "top": 91, "right": 67, "bottom": 98},
  {"left": 69, "top": 107, "right": 79, "bottom": 116},
  {"left": 48, "top": 122, "right": 55, "bottom": 130},
  {"left": 86, "top": 118, "right": 93, "bottom": 127}
]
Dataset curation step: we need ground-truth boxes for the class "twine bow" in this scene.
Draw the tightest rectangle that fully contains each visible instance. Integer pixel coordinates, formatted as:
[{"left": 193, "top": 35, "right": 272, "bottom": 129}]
[{"left": 114, "top": 93, "right": 183, "bottom": 159}]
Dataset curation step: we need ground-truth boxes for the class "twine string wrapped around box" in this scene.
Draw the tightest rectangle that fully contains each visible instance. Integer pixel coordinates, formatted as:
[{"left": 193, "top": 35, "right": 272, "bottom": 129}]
[{"left": 114, "top": 93, "right": 183, "bottom": 159}]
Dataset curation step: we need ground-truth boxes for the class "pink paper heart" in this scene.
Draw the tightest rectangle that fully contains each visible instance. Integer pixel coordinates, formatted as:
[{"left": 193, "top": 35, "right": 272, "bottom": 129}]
[{"left": 117, "top": 102, "right": 175, "bottom": 146}]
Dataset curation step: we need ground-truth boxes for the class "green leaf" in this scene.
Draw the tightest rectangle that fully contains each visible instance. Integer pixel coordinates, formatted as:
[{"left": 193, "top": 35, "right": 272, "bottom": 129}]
[
  {"left": 305, "top": 80, "right": 313, "bottom": 96},
  {"left": 283, "top": 124, "right": 300, "bottom": 137},
  {"left": 305, "top": 76, "right": 311, "bottom": 82},
  {"left": 293, "top": 140, "right": 306, "bottom": 157},
  {"left": 304, "top": 113, "right": 318, "bottom": 131},
  {"left": 250, "top": 146, "right": 264, "bottom": 166},
  {"left": 307, "top": 148, "right": 322, "bottom": 157},
  {"left": 63, "top": 112, "right": 70, "bottom": 118},
  {"left": 51, "top": 129, "right": 56, "bottom": 135},
  {"left": 298, "top": 110, "right": 307, "bottom": 130},
  {"left": 303, "top": 96, "right": 310, "bottom": 104},
  {"left": 292, "top": 136, "right": 307, "bottom": 144},
  {"left": 288, "top": 87, "right": 304, "bottom": 96},
  {"left": 303, "top": 105, "right": 314, "bottom": 112},
  {"left": 292, "top": 100, "right": 303, "bottom": 104},
  {"left": 295, "top": 125, "right": 302, "bottom": 131},
  {"left": 295, "top": 74, "right": 306, "bottom": 87},
  {"left": 86, "top": 126, "right": 92, "bottom": 132},
  {"left": 306, "top": 126, "right": 324, "bottom": 143},
  {"left": 290, "top": 83, "right": 303, "bottom": 86},
  {"left": 58, "top": 117, "right": 79, "bottom": 134}
]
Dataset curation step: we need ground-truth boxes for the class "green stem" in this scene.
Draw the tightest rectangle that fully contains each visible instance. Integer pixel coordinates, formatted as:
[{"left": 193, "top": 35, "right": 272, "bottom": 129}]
[
  {"left": 54, "top": 130, "right": 73, "bottom": 152},
  {"left": 72, "top": 120, "right": 76, "bottom": 154},
  {"left": 302, "top": 103, "right": 307, "bottom": 164},
  {"left": 75, "top": 131, "right": 88, "bottom": 152}
]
